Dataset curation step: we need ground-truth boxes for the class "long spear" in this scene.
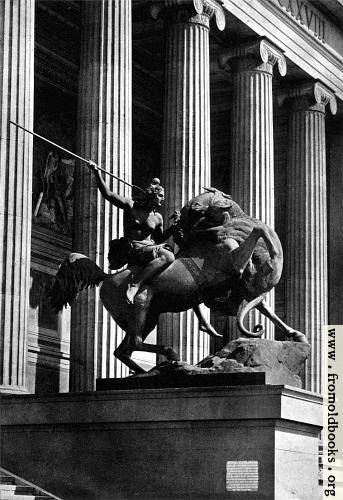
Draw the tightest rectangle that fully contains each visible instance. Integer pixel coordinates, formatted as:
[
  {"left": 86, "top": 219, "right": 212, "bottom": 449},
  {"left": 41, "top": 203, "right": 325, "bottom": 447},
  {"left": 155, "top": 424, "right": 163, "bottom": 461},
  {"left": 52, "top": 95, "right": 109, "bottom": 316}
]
[{"left": 9, "top": 120, "right": 145, "bottom": 194}]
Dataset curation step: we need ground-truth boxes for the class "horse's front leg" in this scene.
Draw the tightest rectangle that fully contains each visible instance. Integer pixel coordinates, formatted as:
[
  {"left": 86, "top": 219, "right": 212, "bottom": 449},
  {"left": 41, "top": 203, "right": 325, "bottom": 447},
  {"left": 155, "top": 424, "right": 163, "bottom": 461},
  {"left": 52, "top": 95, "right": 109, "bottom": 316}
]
[
  {"left": 193, "top": 303, "right": 222, "bottom": 337},
  {"left": 257, "top": 299, "right": 308, "bottom": 343}
]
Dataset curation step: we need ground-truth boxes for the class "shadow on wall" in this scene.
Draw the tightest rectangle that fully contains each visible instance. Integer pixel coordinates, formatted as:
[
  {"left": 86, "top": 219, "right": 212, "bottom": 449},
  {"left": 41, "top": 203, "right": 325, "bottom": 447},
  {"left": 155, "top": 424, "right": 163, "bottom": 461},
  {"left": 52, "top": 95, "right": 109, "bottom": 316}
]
[{"left": 28, "top": 269, "right": 63, "bottom": 394}]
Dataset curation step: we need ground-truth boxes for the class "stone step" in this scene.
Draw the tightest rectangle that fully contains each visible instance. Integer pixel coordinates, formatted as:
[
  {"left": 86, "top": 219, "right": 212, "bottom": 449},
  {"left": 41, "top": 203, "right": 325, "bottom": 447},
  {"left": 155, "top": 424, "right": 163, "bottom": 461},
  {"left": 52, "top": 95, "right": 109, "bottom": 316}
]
[
  {"left": 12, "top": 485, "right": 37, "bottom": 493},
  {"left": 0, "top": 496, "right": 48, "bottom": 500},
  {"left": 0, "top": 468, "right": 60, "bottom": 500},
  {"left": 0, "top": 483, "right": 17, "bottom": 492},
  {"left": 0, "top": 476, "right": 16, "bottom": 484},
  {"left": 0, "top": 493, "right": 51, "bottom": 500}
]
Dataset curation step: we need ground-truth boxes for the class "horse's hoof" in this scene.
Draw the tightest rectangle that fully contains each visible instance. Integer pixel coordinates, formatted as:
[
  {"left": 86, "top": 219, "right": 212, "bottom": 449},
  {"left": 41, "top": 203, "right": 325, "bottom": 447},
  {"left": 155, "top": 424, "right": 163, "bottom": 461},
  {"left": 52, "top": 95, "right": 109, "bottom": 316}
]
[
  {"left": 199, "top": 323, "right": 222, "bottom": 337},
  {"left": 287, "top": 330, "right": 309, "bottom": 344},
  {"left": 163, "top": 347, "right": 180, "bottom": 362}
]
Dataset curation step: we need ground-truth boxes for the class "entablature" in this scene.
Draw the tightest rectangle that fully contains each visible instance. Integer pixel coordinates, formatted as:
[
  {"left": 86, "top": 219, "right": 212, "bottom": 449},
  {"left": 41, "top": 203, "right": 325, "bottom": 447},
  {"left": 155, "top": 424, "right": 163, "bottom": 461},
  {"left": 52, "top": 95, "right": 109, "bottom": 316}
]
[{"left": 221, "top": 0, "right": 343, "bottom": 100}]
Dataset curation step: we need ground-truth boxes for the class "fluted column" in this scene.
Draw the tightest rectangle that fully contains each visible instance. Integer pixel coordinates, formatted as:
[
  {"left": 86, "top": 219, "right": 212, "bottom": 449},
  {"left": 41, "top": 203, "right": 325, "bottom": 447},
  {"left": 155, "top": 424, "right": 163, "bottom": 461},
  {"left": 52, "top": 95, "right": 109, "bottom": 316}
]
[
  {"left": 152, "top": 0, "right": 224, "bottom": 364},
  {"left": 0, "top": 0, "right": 34, "bottom": 393},
  {"left": 71, "top": 0, "right": 131, "bottom": 391},
  {"left": 219, "top": 39, "right": 286, "bottom": 340},
  {"left": 285, "top": 82, "right": 336, "bottom": 393}
]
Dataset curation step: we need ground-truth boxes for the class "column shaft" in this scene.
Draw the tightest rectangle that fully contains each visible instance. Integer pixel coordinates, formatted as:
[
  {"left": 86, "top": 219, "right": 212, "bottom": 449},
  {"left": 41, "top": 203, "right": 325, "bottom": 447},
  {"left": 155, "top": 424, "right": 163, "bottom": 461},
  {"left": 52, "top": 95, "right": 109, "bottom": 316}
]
[
  {"left": 159, "top": 17, "right": 211, "bottom": 364},
  {"left": 232, "top": 62, "right": 274, "bottom": 339},
  {"left": 71, "top": 0, "right": 132, "bottom": 391},
  {"left": 0, "top": 0, "right": 34, "bottom": 393},
  {"left": 232, "top": 68, "right": 274, "bottom": 225},
  {"left": 285, "top": 83, "right": 336, "bottom": 393},
  {"left": 220, "top": 40, "right": 286, "bottom": 340},
  {"left": 162, "top": 21, "right": 211, "bottom": 217},
  {"left": 156, "top": 1, "right": 225, "bottom": 365}
]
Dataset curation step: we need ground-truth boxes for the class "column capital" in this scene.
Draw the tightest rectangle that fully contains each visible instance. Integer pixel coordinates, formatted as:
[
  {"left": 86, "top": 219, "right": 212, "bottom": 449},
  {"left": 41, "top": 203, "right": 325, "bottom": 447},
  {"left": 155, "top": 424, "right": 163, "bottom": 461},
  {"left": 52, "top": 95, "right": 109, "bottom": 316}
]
[
  {"left": 279, "top": 81, "right": 337, "bottom": 114},
  {"left": 218, "top": 38, "right": 287, "bottom": 76},
  {"left": 151, "top": 0, "right": 225, "bottom": 30}
]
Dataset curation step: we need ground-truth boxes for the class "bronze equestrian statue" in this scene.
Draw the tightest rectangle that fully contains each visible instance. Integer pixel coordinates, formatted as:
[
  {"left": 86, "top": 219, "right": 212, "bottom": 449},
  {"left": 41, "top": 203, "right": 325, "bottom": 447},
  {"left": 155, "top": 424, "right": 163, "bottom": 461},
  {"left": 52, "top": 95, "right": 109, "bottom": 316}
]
[{"left": 50, "top": 187, "right": 307, "bottom": 374}]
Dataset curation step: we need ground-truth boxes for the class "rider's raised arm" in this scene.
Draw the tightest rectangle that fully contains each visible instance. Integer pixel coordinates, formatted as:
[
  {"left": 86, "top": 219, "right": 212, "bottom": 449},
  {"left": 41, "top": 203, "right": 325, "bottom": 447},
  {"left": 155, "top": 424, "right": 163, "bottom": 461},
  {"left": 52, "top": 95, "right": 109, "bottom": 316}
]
[{"left": 89, "top": 162, "right": 134, "bottom": 210}]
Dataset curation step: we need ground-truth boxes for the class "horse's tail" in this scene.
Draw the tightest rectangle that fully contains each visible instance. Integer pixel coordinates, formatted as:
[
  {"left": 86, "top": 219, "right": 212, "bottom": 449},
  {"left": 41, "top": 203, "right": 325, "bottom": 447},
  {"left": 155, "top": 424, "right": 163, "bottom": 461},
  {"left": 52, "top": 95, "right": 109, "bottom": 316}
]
[
  {"left": 50, "top": 252, "right": 108, "bottom": 312},
  {"left": 237, "top": 294, "right": 266, "bottom": 338}
]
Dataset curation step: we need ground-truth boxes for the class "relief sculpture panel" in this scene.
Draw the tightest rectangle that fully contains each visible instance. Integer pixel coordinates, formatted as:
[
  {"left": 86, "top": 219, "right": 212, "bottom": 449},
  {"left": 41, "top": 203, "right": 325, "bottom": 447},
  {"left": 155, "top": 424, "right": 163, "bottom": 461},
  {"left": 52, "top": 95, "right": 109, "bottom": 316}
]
[{"left": 32, "top": 105, "right": 76, "bottom": 236}]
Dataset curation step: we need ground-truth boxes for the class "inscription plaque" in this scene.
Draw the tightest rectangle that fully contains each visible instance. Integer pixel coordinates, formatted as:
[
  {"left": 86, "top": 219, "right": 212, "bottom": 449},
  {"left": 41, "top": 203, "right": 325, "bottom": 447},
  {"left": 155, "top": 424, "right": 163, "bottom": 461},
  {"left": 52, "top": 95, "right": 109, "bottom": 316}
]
[{"left": 226, "top": 460, "right": 259, "bottom": 492}]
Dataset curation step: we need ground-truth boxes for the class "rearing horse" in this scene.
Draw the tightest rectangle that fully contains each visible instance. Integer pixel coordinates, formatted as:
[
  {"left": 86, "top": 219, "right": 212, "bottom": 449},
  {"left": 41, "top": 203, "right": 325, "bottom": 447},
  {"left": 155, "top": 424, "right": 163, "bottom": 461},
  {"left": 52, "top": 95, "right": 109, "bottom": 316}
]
[{"left": 50, "top": 189, "right": 307, "bottom": 374}]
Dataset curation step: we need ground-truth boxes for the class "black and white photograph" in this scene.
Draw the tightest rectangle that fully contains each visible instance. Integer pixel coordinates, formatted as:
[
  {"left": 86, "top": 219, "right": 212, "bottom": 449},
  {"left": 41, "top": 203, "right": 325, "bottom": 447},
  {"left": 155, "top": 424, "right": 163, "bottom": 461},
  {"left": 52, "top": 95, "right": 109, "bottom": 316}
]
[{"left": 1, "top": 0, "right": 343, "bottom": 498}]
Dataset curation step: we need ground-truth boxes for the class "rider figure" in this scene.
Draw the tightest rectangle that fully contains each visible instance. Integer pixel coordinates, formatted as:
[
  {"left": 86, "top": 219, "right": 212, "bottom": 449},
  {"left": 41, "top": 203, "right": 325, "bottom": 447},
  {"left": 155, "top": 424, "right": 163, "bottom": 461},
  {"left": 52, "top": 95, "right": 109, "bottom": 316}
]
[
  {"left": 89, "top": 162, "right": 175, "bottom": 304},
  {"left": 88, "top": 161, "right": 220, "bottom": 337}
]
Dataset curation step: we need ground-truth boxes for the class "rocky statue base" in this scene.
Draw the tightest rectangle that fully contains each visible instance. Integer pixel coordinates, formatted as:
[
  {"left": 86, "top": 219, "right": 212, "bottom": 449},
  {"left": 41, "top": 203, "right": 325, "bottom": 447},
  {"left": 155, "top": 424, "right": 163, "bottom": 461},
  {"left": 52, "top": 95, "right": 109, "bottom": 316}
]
[{"left": 96, "top": 338, "right": 310, "bottom": 391}]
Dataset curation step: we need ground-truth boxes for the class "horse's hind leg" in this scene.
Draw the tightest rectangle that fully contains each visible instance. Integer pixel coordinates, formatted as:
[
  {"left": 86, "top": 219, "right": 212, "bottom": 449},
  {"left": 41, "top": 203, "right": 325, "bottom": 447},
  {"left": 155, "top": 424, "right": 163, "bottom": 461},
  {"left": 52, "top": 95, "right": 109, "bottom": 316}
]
[
  {"left": 114, "top": 333, "right": 146, "bottom": 374},
  {"left": 132, "top": 307, "right": 180, "bottom": 362},
  {"left": 112, "top": 289, "right": 155, "bottom": 374},
  {"left": 257, "top": 299, "right": 308, "bottom": 343},
  {"left": 114, "top": 288, "right": 179, "bottom": 374},
  {"left": 114, "top": 327, "right": 179, "bottom": 374}
]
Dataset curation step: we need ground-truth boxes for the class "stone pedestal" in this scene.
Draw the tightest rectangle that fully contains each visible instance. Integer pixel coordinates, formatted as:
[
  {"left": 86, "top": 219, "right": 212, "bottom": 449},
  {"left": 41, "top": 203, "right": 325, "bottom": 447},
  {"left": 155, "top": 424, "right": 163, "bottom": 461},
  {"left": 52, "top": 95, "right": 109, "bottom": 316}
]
[
  {"left": 154, "top": 0, "right": 225, "bottom": 365},
  {"left": 72, "top": 0, "right": 132, "bottom": 391},
  {"left": 219, "top": 39, "right": 286, "bottom": 341},
  {"left": 0, "top": 0, "right": 34, "bottom": 393},
  {"left": 0, "top": 385, "right": 322, "bottom": 499},
  {"left": 285, "top": 82, "right": 337, "bottom": 393}
]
